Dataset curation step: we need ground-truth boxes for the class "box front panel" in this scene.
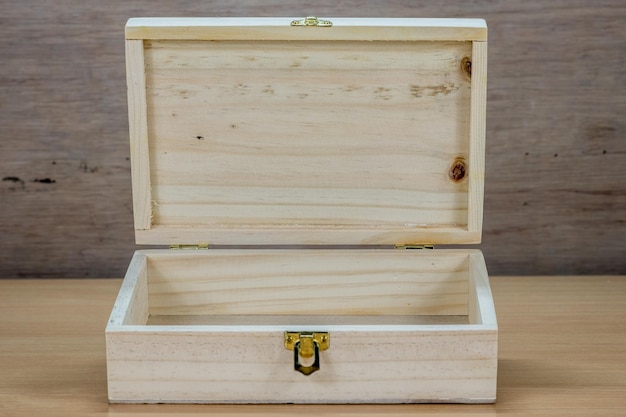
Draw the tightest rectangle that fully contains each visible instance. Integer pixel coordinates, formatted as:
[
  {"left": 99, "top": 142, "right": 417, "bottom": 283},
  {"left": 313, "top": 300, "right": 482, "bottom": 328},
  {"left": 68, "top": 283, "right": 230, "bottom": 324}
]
[{"left": 107, "top": 329, "right": 497, "bottom": 403}]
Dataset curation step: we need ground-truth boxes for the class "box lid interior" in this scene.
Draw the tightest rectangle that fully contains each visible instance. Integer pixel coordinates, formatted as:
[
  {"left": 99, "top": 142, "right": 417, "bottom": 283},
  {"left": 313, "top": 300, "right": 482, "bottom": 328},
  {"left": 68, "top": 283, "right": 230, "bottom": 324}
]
[{"left": 125, "top": 17, "right": 487, "bottom": 246}]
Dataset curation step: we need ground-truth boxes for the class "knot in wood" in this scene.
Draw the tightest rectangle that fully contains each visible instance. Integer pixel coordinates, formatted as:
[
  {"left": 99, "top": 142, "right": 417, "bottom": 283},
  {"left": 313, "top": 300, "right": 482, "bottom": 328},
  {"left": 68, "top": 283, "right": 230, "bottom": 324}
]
[
  {"left": 461, "top": 57, "right": 472, "bottom": 78},
  {"left": 449, "top": 158, "right": 467, "bottom": 182}
]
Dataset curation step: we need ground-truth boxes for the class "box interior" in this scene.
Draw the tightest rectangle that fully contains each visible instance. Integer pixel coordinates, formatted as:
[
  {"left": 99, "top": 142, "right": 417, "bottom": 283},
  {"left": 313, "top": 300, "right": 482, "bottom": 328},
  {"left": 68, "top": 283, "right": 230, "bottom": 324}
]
[
  {"left": 118, "top": 250, "right": 490, "bottom": 327},
  {"left": 144, "top": 40, "right": 471, "bottom": 230},
  {"left": 128, "top": 36, "right": 485, "bottom": 246}
]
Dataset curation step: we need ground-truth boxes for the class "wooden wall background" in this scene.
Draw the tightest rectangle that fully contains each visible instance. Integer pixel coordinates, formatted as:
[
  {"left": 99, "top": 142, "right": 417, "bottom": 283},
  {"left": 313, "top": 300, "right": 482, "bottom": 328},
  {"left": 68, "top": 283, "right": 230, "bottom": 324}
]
[{"left": 1, "top": 1, "right": 624, "bottom": 278}]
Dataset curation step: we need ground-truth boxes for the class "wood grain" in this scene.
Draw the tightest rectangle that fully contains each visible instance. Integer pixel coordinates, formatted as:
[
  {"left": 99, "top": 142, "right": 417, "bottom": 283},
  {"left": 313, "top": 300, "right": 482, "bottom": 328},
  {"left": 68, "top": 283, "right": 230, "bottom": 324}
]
[
  {"left": 1, "top": 1, "right": 625, "bottom": 277},
  {"left": 137, "top": 32, "right": 478, "bottom": 245},
  {"left": 106, "top": 329, "right": 497, "bottom": 403},
  {"left": 468, "top": 41, "right": 487, "bottom": 235},
  {"left": 125, "top": 40, "right": 152, "bottom": 231},
  {"left": 2, "top": 276, "right": 626, "bottom": 415},
  {"left": 141, "top": 249, "right": 472, "bottom": 317}
]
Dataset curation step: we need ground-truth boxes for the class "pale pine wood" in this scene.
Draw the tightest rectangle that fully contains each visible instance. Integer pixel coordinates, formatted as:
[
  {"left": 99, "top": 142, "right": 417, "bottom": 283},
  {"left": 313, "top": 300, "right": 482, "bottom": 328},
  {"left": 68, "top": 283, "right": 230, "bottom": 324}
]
[
  {"left": 106, "top": 329, "right": 496, "bottom": 404},
  {"left": 468, "top": 251, "right": 497, "bottom": 326},
  {"left": 126, "top": 17, "right": 487, "bottom": 41},
  {"left": 467, "top": 41, "right": 488, "bottom": 236},
  {"left": 126, "top": 20, "right": 486, "bottom": 245},
  {"left": 136, "top": 226, "right": 482, "bottom": 246},
  {"left": 105, "top": 248, "right": 496, "bottom": 403},
  {"left": 126, "top": 40, "right": 152, "bottom": 231},
  {"left": 142, "top": 249, "right": 470, "bottom": 317},
  {"left": 107, "top": 252, "right": 148, "bottom": 326},
  {"left": 3, "top": 276, "right": 626, "bottom": 415}
]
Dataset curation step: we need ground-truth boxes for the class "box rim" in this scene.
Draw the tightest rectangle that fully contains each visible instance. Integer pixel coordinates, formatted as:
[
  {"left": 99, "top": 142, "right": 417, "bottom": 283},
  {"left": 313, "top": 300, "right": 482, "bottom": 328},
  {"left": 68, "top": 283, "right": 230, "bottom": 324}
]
[{"left": 125, "top": 17, "right": 487, "bottom": 41}]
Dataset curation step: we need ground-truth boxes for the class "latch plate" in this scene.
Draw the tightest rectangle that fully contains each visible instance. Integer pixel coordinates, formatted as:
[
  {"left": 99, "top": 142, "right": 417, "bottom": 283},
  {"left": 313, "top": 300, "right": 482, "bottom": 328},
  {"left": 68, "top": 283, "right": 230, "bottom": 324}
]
[
  {"left": 284, "top": 332, "right": 330, "bottom": 352},
  {"left": 169, "top": 243, "right": 209, "bottom": 250},
  {"left": 284, "top": 332, "right": 330, "bottom": 376},
  {"left": 395, "top": 244, "right": 435, "bottom": 250}
]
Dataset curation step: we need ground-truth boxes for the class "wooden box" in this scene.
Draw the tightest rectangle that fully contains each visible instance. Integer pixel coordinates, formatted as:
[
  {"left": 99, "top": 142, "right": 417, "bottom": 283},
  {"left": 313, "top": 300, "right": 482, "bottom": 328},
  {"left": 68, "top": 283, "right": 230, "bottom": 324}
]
[{"left": 106, "top": 17, "right": 496, "bottom": 404}]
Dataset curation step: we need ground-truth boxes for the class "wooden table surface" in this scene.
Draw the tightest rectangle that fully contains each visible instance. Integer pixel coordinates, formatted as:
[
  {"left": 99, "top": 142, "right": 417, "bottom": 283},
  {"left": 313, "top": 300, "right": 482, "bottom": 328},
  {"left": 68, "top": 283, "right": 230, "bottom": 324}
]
[{"left": 1, "top": 276, "right": 625, "bottom": 416}]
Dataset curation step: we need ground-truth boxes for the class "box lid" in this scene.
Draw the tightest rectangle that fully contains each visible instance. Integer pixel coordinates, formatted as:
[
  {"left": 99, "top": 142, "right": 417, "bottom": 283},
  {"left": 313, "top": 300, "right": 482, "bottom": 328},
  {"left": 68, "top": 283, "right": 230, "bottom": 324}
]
[{"left": 125, "top": 17, "right": 487, "bottom": 246}]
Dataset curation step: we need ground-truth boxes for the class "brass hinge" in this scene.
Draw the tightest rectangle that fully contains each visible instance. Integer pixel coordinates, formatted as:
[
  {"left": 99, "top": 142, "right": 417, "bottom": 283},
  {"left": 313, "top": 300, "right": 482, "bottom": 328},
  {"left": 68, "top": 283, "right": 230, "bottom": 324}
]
[
  {"left": 395, "top": 244, "right": 435, "bottom": 250},
  {"left": 290, "top": 16, "right": 333, "bottom": 27},
  {"left": 169, "top": 243, "right": 209, "bottom": 250}
]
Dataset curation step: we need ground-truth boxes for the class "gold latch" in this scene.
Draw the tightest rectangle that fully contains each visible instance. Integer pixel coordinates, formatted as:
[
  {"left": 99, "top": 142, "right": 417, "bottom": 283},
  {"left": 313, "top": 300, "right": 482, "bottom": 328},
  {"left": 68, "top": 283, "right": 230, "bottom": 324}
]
[
  {"left": 284, "top": 332, "right": 330, "bottom": 376},
  {"left": 169, "top": 243, "right": 209, "bottom": 250},
  {"left": 290, "top": 16, "right": 333, "bottom": 27},
  {"left": 395, "top": 244, "right": 435, "bottom": 250}
]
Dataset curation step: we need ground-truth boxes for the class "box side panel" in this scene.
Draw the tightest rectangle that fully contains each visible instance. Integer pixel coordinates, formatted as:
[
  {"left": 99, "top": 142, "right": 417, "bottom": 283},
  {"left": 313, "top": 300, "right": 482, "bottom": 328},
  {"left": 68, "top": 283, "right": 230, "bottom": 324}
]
[
  {"left": 123, "top": 262, "right": 149, "bottom": 326},
  {"left": 106, "top": 252, "right": 148, "bottom": 327},
  {"left": 126, "top": 39, "right": 152, "bottom": 232},
  {"left": 467, "top": 41, "right": 487, "bottom": 238},
  {"left": 106, "top": 252, "right": 149, "bottom": 401},
  {"left": 467, "top": 252, "right": 497, "bottom": 399},
  {"left": 107, "top": 328, "right": 497, "bottom": 403},
  {"left": 143, "top": 249, "right": 470, "bottom": 317},
  {"left": 469, "top": 252, "right": 497, "bottom": 327}
]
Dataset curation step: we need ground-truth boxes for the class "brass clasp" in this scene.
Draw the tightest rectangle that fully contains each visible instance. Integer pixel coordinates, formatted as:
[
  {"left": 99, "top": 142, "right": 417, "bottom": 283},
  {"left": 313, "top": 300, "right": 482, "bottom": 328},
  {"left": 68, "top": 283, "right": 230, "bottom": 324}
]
[
  {"left": 284, "top": 332, "right": 330, "bottom": 376},
  {"left": 290, "top": 16, "right": 333, "bottom": 27}
]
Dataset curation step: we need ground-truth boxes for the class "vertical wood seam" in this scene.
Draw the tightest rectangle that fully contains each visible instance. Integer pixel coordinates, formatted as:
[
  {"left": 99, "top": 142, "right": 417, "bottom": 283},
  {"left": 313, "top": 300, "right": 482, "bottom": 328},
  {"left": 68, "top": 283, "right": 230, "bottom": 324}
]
[
  {"left": 106, "top": 252, "right": 147, "bottom": 327},
  {"left": 126, "top": 39, "right": 152, "bottom": 231},
  {"left": 467, "top": 41, "right": 487, "bottom": 238},
  {"left": 469, "top": 252, "right": 497, "bottom": 327}
]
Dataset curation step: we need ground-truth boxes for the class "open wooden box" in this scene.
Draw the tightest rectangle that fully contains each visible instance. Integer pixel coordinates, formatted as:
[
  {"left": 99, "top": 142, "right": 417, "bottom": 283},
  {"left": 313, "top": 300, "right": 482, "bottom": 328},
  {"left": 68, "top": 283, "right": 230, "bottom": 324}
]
[{"left": 106, "top": 17, "right": 496, "bottom": 404}]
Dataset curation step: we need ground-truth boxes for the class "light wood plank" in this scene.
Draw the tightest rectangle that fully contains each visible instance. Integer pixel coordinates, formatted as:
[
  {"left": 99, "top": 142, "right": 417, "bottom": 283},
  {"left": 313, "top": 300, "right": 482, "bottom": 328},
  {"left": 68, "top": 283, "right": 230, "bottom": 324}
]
[
  {"left": 126, "top": 17, "right": 487, "bottom": 41},
  {"left": 135, "top": 226, "right": 482, "bottom": 245},
  {"left": 123, "top": 254, "right": 148, "bottom": 325},
  {"left": 107, "top": 329, "right": 496, "bottom": 403},
  {"left": 144, "top": 39, "right": 472, "bottom": 70},
  {"left": 152, "top": 197, "right": 468, "bottom": 227},
  {"left": 467, "top": 41, "right": 487, "bottom": 237},
  {"left": 126, "top": 40, "right": 152, "bottom": 230},
  {"left": 142, "top": 249, "right": 470, "bottom": 316},
  {"left": 107, "top": 252, "right": 148, "bottom": 326},
  {"left": 468, "top": 251, "right": 497, "bottom": 327},
  {"left": 140, "top": 39, "right": 477, "bottom": 244}
]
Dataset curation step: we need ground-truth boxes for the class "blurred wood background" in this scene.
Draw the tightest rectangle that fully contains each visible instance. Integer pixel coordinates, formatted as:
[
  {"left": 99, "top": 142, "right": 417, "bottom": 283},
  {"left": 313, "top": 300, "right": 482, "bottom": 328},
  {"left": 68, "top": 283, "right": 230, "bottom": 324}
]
[{"left": 1, "top": 1, "right": 624, "bottom": 278}]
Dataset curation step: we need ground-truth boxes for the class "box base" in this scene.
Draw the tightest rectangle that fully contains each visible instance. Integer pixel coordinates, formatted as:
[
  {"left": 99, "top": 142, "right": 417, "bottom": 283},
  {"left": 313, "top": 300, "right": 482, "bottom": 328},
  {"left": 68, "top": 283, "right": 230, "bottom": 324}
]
[{"left": 106, "top": 249, "right": 497, "bottom": 404}]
